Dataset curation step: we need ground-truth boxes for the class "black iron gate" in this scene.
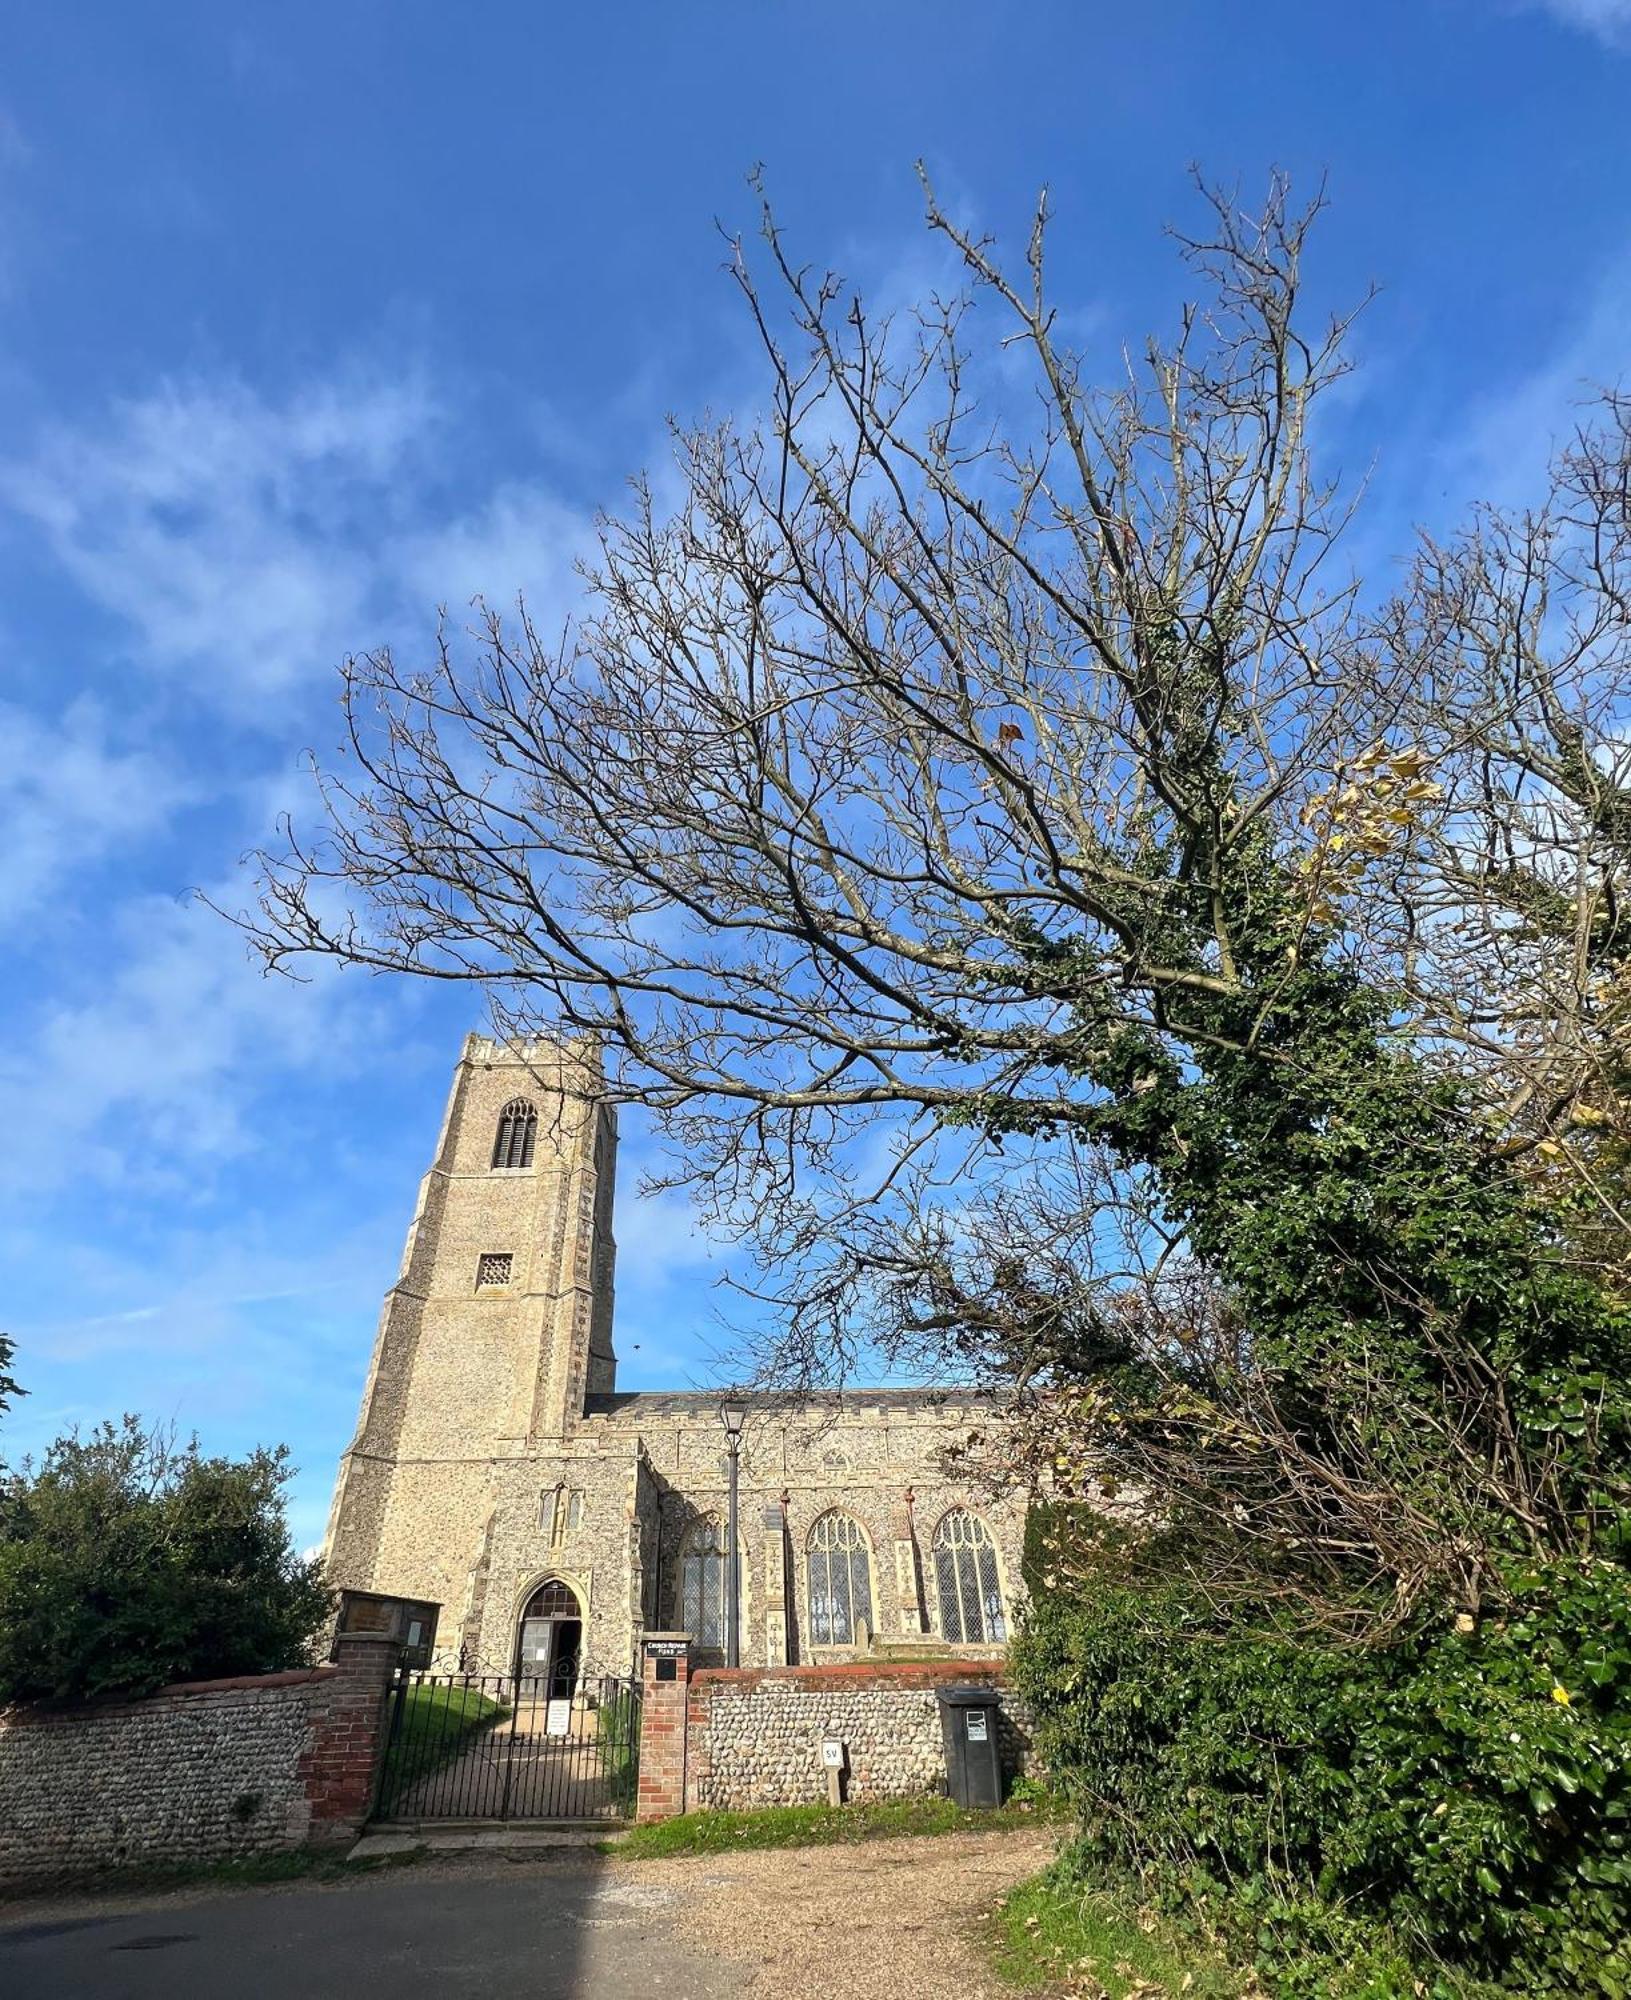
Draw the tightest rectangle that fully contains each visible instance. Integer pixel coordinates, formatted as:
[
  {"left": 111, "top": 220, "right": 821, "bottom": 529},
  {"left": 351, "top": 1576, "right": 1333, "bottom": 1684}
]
[{"left": 374, "top": 1667, "right": 642, "bottom": 1823}]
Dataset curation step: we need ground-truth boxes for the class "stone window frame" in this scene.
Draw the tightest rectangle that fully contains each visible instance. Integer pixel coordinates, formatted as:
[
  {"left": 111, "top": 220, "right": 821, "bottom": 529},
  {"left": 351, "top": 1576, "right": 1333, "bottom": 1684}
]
[
  {"left": 673, "top": 1513, "right": 750, "bottom": 1656},
  {"left": 804, "top": 1509, "right": 877, "bottom": 1648},
  {"left": 513, "top": 1565, "right": 591, "bottom": 1626},
  {"left": 475, "top": 1251, "right": 515, "bottom": 1290},
  {"left": 543, "top": 1484, "right": 587, "bottom": 1546},
  {"left": 491, "top": 1097, "right": 537, "bottom": 1171},
  {"left": 929, "top": 1507, "right": 1008, "bottom": 1646}
]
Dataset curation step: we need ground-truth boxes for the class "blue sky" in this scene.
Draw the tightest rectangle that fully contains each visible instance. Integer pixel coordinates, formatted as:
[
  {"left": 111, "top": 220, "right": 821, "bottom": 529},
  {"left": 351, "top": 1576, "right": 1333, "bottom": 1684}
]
[{"left": 1, "top": 0, "right": 1628, "bottom": 1549}]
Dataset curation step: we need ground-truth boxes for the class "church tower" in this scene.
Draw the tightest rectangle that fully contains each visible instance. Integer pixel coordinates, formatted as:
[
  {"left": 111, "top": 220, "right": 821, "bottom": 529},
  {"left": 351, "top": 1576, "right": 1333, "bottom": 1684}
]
[{"left": 323, "top": 1033, "right": 617, "bottom": 1634}]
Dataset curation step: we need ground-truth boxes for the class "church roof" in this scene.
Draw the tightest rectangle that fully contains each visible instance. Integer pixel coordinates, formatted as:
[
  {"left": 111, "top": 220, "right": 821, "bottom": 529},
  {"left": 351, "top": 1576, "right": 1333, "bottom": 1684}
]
[{"left": 582, "top": 1387, "right": 995, "bottom": 1419}]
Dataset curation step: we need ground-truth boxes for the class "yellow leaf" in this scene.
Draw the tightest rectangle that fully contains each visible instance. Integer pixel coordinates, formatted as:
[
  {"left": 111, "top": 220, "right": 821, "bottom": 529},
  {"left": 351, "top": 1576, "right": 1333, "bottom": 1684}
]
[{"left": 1552, "top": 1684, "right": 1570, "bottom": 1706}]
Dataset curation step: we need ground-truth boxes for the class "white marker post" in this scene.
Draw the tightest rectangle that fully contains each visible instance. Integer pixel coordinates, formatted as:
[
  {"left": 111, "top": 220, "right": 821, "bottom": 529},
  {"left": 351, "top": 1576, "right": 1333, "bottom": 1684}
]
[{"left": 821, "top": 1737, "right": 846, "bottom": 1807}]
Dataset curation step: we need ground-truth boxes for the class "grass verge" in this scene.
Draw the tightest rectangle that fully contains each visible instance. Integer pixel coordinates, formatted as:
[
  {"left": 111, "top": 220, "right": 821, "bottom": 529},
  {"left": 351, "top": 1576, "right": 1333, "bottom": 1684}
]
[
  {"left": 605, "top": 1793, "right": 1063, "bottom": 1859},
  {"left": 990, "top": 1867, "right": 1511, "bottom": 2000},
  {"left": 992, "top": 1871, "right": 1242, "bottom": 1998}
]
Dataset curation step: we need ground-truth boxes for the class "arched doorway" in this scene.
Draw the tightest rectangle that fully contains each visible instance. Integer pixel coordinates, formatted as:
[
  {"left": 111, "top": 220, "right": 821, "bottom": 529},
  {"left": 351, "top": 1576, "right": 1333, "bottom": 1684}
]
[{"left": 515, "top": 1577, "right": 583, "bottom": 1701}]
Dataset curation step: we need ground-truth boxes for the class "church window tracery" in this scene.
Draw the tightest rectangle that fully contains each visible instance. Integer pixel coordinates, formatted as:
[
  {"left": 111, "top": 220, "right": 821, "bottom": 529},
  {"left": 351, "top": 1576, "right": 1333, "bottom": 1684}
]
[
  {"left": 931, "top": 1509, "right": 1006, "bottom": 1645},
  {"left": 491, "top": 1098, "right": 537, "bottom": 1170},
  {"left": 678, "top": 1517, "right": 729, "bottom": 1650},
  {"left": 806, "top": 1510, "right": 873, "bottom": 1647},
  {"left": 476, "top": 1252, "right": 513, "bottom": 1288}
]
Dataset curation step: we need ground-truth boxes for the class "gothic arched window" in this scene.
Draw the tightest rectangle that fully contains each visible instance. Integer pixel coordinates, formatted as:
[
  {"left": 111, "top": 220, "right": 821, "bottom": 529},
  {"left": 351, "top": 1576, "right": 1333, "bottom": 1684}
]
[
  {"left": 679, "top": 1517, "right": 728, "bottom": 1650},
  {"left": 521, "top": 1577, "right": 579, "bottom": 1621},
  {"left": 806, "top": 1511, "right": 873, "bottom": 1647},
  {"left": 931, "top": 1509, "right": 1007, "bottom": 1645},
  {"left": 491, "top": 1098, "right": 537, "bottom": 1170}
]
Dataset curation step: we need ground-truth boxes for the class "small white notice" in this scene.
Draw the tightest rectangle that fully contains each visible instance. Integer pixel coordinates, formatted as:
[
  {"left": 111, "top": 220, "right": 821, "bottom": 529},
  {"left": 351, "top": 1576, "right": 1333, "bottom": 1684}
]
[
  {"left": 820, "top": 1738, "right": 845, "bottom": 1769},
  {"left": 965, "top": 1712, "right": 989, "bottom": 1743},
  {"left": 546, "top": 1699, "right": 572, "bottom": 1737}
]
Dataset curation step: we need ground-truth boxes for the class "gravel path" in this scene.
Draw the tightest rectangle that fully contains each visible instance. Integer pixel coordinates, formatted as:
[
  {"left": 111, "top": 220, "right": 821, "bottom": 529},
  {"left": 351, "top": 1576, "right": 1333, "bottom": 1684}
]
[
  {"left": 626, "top": 1828, "right": 1061, "bottom": 2000},
  {"left": 0, "top": 1827, "right": 1060, "bottom": 2000}
]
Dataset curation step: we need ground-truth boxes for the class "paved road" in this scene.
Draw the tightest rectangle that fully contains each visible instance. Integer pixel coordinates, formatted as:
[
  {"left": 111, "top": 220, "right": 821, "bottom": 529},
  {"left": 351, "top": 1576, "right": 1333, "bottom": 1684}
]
[{"left": 0, "top": 1855, "right": 746, "bottom": 2000}]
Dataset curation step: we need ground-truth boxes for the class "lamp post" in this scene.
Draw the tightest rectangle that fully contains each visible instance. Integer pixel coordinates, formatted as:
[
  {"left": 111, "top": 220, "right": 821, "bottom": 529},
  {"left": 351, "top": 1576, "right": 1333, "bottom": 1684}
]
[{"left": 719, "top": 1397, "right": 746, "bottom": 1667}]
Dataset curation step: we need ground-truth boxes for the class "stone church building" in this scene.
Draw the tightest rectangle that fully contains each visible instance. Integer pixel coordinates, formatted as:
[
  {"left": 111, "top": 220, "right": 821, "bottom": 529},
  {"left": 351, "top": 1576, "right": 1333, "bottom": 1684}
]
[{"left": 324, "top": 1035, "right": 1025, "bottom": 1686}]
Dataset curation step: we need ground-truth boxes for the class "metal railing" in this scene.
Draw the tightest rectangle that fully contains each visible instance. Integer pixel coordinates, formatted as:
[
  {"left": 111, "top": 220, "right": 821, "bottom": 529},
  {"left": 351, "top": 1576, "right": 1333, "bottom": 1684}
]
[{"left": 375, "top": 1667, "right": 642, "bottom": 1823}]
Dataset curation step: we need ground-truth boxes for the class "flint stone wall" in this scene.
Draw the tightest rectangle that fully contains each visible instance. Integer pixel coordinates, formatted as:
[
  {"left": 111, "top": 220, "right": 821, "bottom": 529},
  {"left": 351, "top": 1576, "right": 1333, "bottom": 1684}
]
[
  {"left": 0, "top": 1636, "right": 396, "bottom": 1892},
  {"left": 685, "top": 1660, "right": 1036, "bottom": 1809}
]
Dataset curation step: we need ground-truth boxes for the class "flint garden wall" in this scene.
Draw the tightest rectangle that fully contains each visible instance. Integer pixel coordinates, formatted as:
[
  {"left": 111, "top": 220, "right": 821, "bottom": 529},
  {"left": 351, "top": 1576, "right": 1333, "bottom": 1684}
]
[
  {"left": 0, "top": 1631, "right": 397, "bottom": 1892},
  {"left": 682, "top": 1657, "right": 1036, "bottom": 1811}
]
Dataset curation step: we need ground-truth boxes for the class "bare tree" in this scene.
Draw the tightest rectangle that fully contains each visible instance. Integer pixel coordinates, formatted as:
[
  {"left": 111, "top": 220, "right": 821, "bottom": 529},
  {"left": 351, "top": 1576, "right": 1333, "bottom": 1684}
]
[
  {"left": 233, "top": 176, "right": 1631, "bottom": 1638},
  {"left": 1346, "top": 399, "right": 1631, "bottom": 1291},
  {"left": 244, "top": 173, "right": 1382, "bottom": 1319}
]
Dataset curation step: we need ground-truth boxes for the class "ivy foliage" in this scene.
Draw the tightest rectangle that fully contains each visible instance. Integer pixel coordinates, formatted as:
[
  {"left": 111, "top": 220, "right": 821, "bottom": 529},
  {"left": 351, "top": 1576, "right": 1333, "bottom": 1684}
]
[
  {"left": 0, "top": 1417, "right": 332, "bottom": 1703},
  {"left": 1015, "top": 1548, "right": 1631, "bottom": 1995},
  {"left": 993, "top": 823, "right": 1631, "bottom": 1624},
  {"left": 997, "top": 818, "right": 1631, "bottom": 1990}
]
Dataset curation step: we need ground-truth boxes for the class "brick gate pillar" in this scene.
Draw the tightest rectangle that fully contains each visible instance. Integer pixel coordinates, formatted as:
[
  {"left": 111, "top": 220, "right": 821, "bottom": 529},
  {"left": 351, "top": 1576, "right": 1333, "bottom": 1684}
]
[
  {"left": 635, "top": 1632, "right": 691, "bottom": 1823},
  {"left": 304, "top": 1630, "right": 401, "bottom": 1846}
]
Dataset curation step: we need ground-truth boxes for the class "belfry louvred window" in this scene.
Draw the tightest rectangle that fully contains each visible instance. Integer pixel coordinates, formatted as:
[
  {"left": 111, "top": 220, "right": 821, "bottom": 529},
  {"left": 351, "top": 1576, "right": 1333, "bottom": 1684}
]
[
  {"left": 931, "top": 1509, "right": 1007, "bottom": 1645},
  {"left": 492, "top": 1098, "right": 537, "bottom": 1169}
]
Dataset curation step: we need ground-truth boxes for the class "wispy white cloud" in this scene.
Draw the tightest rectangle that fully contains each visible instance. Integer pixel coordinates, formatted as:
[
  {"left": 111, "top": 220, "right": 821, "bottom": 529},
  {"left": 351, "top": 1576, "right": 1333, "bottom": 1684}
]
[
  {"left": 0, "top": 355, "right": 615, "bottom": 729},
  {"left": 0, "top": 883, "right": 381, "bottom": 1198},
  {"left": 614, "top": 1181, "right": 723, "bottom": 1275},
  {"left": 1, "top": 366, "right": 440, "bottom": 706},
  {"left": 0, "top": 700, "right": 194, "bottom": 927},
  {"left": 1432, "top": 249, "right": 1631, "bottom": 511},
  {"left": 1517, "top": 0, "right": 1631, "bottom": 47},
  {"left": 0, "top": 1217, "right": 398, "bottom": 1542},
  {"left": 0, "top": 105, "right": 28, "bottom": 170},
  {"left": 403, "top": 481, "right": 598, "bottom": 620}
]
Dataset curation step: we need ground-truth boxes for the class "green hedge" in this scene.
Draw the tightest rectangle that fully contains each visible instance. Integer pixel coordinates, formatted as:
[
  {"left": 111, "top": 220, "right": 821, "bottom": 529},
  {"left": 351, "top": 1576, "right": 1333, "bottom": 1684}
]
[
  {"left": 1012, "top": 1555, "right": 1631, "bottom": 1995},
  {"left": 0, "top": 1421, "right": 331, "bottom": 1703}
]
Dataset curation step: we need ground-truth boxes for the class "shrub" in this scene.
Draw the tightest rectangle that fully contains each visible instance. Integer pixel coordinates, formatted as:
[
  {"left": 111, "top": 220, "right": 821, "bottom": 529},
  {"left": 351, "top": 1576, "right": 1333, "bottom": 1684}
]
[
  {"left": 0, "top": 1417, "right": 332, "bottom": 1703},
  {"left": 1013, "top": 1559, "right": 1631, "bottom": 1995}
]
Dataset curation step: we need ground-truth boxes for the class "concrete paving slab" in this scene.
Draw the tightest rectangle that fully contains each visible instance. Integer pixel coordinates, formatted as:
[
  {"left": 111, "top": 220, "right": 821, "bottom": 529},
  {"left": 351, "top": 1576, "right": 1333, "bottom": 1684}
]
[{"left": 348, "top": 1828, "right": 609, "bottom": 1860}]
